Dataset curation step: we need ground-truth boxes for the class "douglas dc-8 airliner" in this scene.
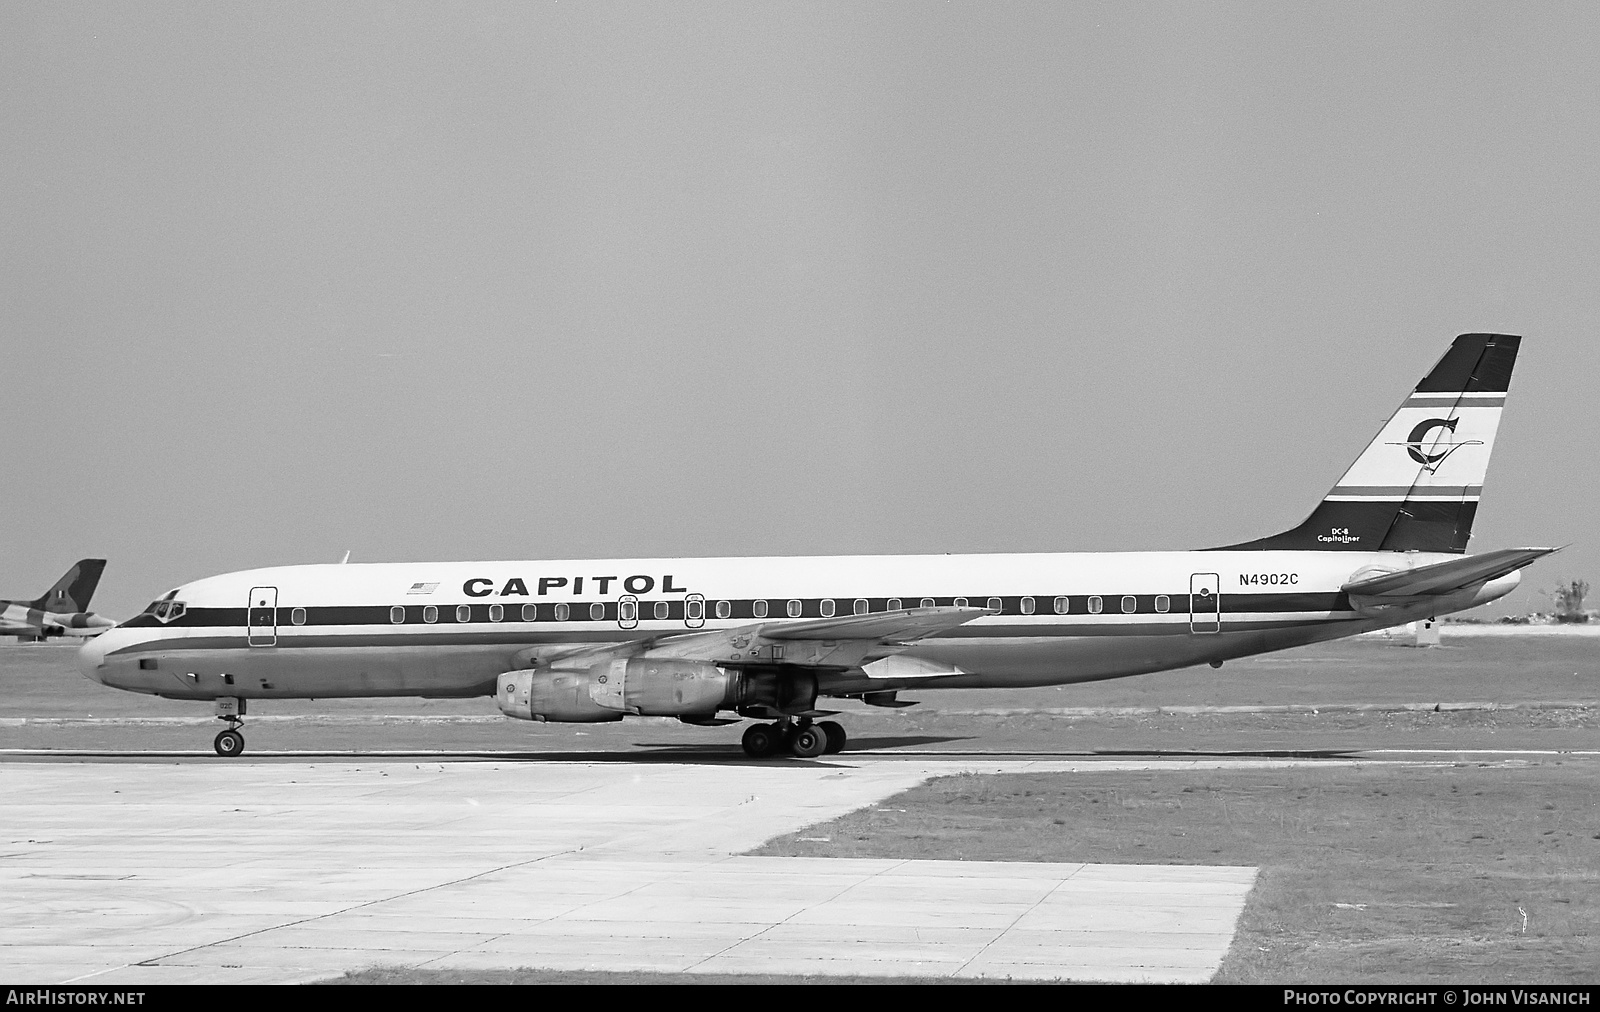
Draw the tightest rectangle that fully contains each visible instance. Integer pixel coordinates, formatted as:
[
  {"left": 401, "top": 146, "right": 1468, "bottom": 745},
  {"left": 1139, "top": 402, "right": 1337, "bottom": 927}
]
[{"left": 79, "top": 334, "right": 1554, "bottom": 757}]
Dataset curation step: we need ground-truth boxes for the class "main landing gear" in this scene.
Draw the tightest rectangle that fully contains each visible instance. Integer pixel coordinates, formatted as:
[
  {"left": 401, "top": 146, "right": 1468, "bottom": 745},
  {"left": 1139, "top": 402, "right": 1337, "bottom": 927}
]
[
  {"left": 213, "top": 696, "right": 246, "bottom": 757},
  {"left": 741, "top": 718, "right": 847, "bottom": 759}
]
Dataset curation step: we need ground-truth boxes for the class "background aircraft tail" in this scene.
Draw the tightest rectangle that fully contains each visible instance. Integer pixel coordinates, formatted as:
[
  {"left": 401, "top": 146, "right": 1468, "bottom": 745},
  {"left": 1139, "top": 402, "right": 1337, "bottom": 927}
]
[
  {"left": 1220, "top": 334, "right": 1520, "bottom": 553},
  {"left": 31, "top": 559, "right": 107, "bottom": 612}
]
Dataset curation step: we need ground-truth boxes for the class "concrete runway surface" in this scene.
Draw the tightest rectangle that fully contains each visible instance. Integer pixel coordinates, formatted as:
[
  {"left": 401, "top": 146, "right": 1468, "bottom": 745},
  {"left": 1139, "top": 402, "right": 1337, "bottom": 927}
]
[{"left": 0, "top": 755, "right": 1305, "bottom": 984}]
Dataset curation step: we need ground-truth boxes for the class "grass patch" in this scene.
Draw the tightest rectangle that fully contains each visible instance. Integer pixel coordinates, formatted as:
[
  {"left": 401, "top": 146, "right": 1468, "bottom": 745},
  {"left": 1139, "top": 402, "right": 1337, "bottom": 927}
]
[{"left": 753, "top": 762, "right": 1600, "bottom": 983}]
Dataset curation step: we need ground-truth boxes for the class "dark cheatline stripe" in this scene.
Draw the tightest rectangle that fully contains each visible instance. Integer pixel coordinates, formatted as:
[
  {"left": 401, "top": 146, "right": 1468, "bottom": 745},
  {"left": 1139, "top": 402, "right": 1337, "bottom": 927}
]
[
  {"left": 118, "top": 590, "right": 1355, "bottom": 640},
  {"left": 1226, "top": 592, "right": 1348, "bottom": 613},
  {"left": 109, "top": 612, "right": 1365, "bottom": 655},
  {"left": 1403, "top": 395, "right": 1505, "bottom": 409},
  {"left": 1327, "top": 485, "right": 1481, "bottom": 498}
]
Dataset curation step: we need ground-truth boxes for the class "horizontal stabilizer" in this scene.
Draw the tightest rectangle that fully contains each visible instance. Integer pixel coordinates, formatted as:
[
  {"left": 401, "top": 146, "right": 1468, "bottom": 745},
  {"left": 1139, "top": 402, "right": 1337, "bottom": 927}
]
[
  {"left": 762, "top": 606, "right": 993, "bottom": 643},
  {"left": 1341, "top": 547, "right": 1559, "bottom": 598}
]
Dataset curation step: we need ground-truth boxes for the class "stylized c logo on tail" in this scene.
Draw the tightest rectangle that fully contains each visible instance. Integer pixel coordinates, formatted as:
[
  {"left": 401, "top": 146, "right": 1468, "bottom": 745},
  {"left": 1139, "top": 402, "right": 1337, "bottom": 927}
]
[
  {"left": 1406, "top": 418, "right": 1457, "bottom": 464},
  {"left": 1402, "top": 417, "right": 1482, "bottom": 472}
]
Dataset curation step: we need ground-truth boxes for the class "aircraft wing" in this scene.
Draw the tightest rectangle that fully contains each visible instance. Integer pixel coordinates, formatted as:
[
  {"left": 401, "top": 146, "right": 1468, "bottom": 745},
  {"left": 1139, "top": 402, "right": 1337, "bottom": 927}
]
[
  {"left": 1341, "top": 547, "right": 1560, "bottom": 598},
  {"left": 759, "top": 606, "right": 995, "bottom": 643},
  {"left": 595, "top": 606, "right": 996, "bottom": 674}
]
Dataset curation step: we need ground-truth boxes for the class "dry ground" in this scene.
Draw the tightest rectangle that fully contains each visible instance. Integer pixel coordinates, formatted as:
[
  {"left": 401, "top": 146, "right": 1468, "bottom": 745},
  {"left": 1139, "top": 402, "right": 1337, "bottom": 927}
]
[{"left": 752, "top": 763, "right": 1600, "bottom": 983}]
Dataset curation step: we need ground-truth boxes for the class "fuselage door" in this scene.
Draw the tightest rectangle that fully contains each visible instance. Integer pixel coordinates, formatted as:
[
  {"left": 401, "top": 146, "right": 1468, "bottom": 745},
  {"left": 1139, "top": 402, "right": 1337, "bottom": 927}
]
[
  {"left": 618, "top": 595, "right": 639, "bottom": 630},
  {"left": 1189, "top": 573, "right": 1220, "bottom": 634},
  {"left": 247, "top": 586, "right": 278, "bottom": 647},
  {"left": 684, "top": 594, "right": 705, "bottom": 629}
]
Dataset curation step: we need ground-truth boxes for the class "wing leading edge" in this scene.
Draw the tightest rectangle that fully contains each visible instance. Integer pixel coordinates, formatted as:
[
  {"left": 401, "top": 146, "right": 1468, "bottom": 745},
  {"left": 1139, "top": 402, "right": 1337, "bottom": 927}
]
[{"left": 758, "top": 606, "right": 995, "bottom": 643}]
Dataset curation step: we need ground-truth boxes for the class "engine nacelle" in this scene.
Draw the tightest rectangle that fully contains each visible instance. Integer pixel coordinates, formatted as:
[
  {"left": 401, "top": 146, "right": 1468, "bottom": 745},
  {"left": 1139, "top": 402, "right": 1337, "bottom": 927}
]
[{"left": 496, "top": 658, "right": 736, "bottom": 722}]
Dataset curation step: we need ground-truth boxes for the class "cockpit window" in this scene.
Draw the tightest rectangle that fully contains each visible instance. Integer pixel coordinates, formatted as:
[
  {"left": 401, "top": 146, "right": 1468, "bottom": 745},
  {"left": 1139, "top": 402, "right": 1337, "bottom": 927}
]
[
  {"left": 143, "top": 590, "right": 185, "bottom": 622},
  {"left": 146, "top": 600, "right": 187, "bottom": 623}
]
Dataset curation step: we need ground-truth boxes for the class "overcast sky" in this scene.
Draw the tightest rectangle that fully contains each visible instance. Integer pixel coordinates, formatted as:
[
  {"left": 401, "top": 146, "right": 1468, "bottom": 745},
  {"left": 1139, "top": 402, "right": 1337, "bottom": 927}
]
[{"left": 3, "top": 2, "right": 1597, "bottom": 620}]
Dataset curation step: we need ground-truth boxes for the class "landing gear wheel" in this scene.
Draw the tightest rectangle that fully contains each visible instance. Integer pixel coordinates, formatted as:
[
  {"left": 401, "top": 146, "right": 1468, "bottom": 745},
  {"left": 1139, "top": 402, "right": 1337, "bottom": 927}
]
[
  {"left": 213, "top": 729, "right": 245, "bottom": 757},
  {"left": 741, "top": 723, "right": 783, "bottom": 759},
  {"left": 790, "top": 724, "right": 829, "bottom": 759},
  {"left": 818, "top": 721, "right": 846, "bottom": 755}
]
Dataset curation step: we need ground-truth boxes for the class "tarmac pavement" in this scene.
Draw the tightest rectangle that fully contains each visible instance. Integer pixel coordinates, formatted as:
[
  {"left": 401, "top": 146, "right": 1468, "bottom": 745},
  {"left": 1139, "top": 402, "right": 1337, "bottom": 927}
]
[{"left": 2, "top": 756, "right": 1265, "bottom": 983}]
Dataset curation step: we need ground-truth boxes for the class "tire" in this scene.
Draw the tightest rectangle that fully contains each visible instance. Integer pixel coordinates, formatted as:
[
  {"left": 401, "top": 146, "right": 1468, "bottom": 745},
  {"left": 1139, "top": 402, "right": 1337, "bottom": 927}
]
[
  {"left": 741, "top": 723, "right": 781, "bottom": 758},
  {"left": 790, "top": 725, "right": 828, "bottom": 759},
  {"left": 818, "top": 720, "right": 847, "bottom": 755},
  {"left": 214, "top": 729, "right": 244, "bottom": 757}
]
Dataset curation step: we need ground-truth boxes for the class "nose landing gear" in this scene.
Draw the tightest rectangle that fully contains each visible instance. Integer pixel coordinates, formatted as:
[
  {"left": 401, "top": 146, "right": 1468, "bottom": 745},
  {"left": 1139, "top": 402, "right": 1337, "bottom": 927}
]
[
  {"left": 740, "top": 718, "right": 848, "bottom": 759},
  {"left": 213, "top": 696, "right": 246, "bottom": 757},
  {"left": 214, "top": 726, "right": 244, "bottom": 757}
]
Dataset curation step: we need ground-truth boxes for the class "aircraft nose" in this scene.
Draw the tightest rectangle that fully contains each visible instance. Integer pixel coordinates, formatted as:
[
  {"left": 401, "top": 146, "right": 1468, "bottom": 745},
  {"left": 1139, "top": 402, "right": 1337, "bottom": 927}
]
[{"left": 76, "top": 634, "right": 110, "bottom": 684}]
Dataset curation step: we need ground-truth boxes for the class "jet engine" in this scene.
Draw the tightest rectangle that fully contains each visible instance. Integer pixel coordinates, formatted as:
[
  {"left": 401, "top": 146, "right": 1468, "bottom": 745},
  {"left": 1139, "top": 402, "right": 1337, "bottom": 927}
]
[{"left": 497, "top": 658, "right": 737, "bottom": 722}]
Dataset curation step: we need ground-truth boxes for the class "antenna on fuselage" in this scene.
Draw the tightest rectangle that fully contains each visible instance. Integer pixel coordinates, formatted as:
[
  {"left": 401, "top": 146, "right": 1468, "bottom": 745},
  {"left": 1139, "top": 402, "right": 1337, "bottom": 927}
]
[{"left": 337, "top": 551, "right": 351, "bottom": 565}]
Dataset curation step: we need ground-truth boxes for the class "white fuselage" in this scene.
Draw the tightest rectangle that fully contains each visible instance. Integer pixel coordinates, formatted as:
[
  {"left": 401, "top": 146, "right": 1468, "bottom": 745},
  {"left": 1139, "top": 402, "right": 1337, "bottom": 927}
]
[{"left": 77, "top": 549, "right": 1519, "bottom": 702}]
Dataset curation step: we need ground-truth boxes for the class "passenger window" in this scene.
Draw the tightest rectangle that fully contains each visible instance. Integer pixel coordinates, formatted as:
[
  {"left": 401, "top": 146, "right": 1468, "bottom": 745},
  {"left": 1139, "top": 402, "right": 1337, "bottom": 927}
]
[
  {"left": 887, "top": 597, "right": 902, "bottom": 611},
  {"left": 620, "top": 599, "right": 637, "bottom": 623},
  {"left": 391, "top": 606, "right": 406, "bottom": 624},
  {"left": 554, "top": 603, "right": 569, "bottom": 621},
  {"left": 590, "top": 602, "right": 605, "bottom": 621},
  {"left": 1155, "top": 595, "right": 1170, "bottom": 614},
  {"left": 1021, "top": 597, "right": 1035, "bottom": 615},
  {"left": 1121, "top": 596, "right": 1136, "bottom": 614},
  {"left": 821, "top": 599, "right": 835, "bottom": 618},
  {"left": 716, "top": 600, "right": 730, "bottom": 619},
  {"left": 687, "top": 598, "right": 704, "bottom": 621},
  {"left": 489, "top": 604, "right": 503, "bottom": 622},
  {"left": 754, "top": 600, "right": 769, "bottom": 618},
  {"left": 654, "top": 601, "right": 669, "bottom": 620},
  {"left": 457, "top": 604, "right": 471, "bottom": 623},
  {"left": 787, "top": 599, "right": 802, "bottom": 618},
  {"left": 954, "top": 597, "right": 968, "bottom": 608},
  {"left": 987, "top": 597, "right": 1002, "bottom": 612},
  {"left": 1054, "top": 596, "right": 1069, "bottom": 615},
  {"left": 920, "top": 598, "right": 935, "bottom": 609},
  {"left": 1088, "top": 596, "right": 1103, "bottom": 614},
  {"left": 423, "top": 606, "right": 438, "bottom": 624},
  {"left": 523, "top": 604, "right": 538, "bottom": 622},
  {"left": 291, "top": 608, "right": 307, "bottom": 626},
  {"left": 854, "top": 598, "right": 868, "bottom": 616}
]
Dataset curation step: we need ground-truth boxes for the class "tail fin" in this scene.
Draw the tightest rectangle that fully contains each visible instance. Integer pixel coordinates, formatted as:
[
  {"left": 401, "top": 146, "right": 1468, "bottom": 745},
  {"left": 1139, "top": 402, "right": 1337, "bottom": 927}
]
[
  {"left": 1220, "top": 334, "right": 1520, "bottom": 553},
  {"left": 32, "top": 559, "right": 107, "bottom": 612}
]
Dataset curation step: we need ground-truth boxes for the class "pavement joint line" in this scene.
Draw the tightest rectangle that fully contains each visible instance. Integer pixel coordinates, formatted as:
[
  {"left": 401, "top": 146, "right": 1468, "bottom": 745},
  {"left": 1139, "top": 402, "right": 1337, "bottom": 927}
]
[
  {"left": 678, "top": 856, "right": 917, "bottom": 975},
  {"left": 953, "top": 859, "right": 1089, "bottom": 978},
  {"left": 407, "top": 855, "right": 681, "bottom": 975},
  {"left": 62, "top": 843, "right": 593, "bottom": 986}
]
